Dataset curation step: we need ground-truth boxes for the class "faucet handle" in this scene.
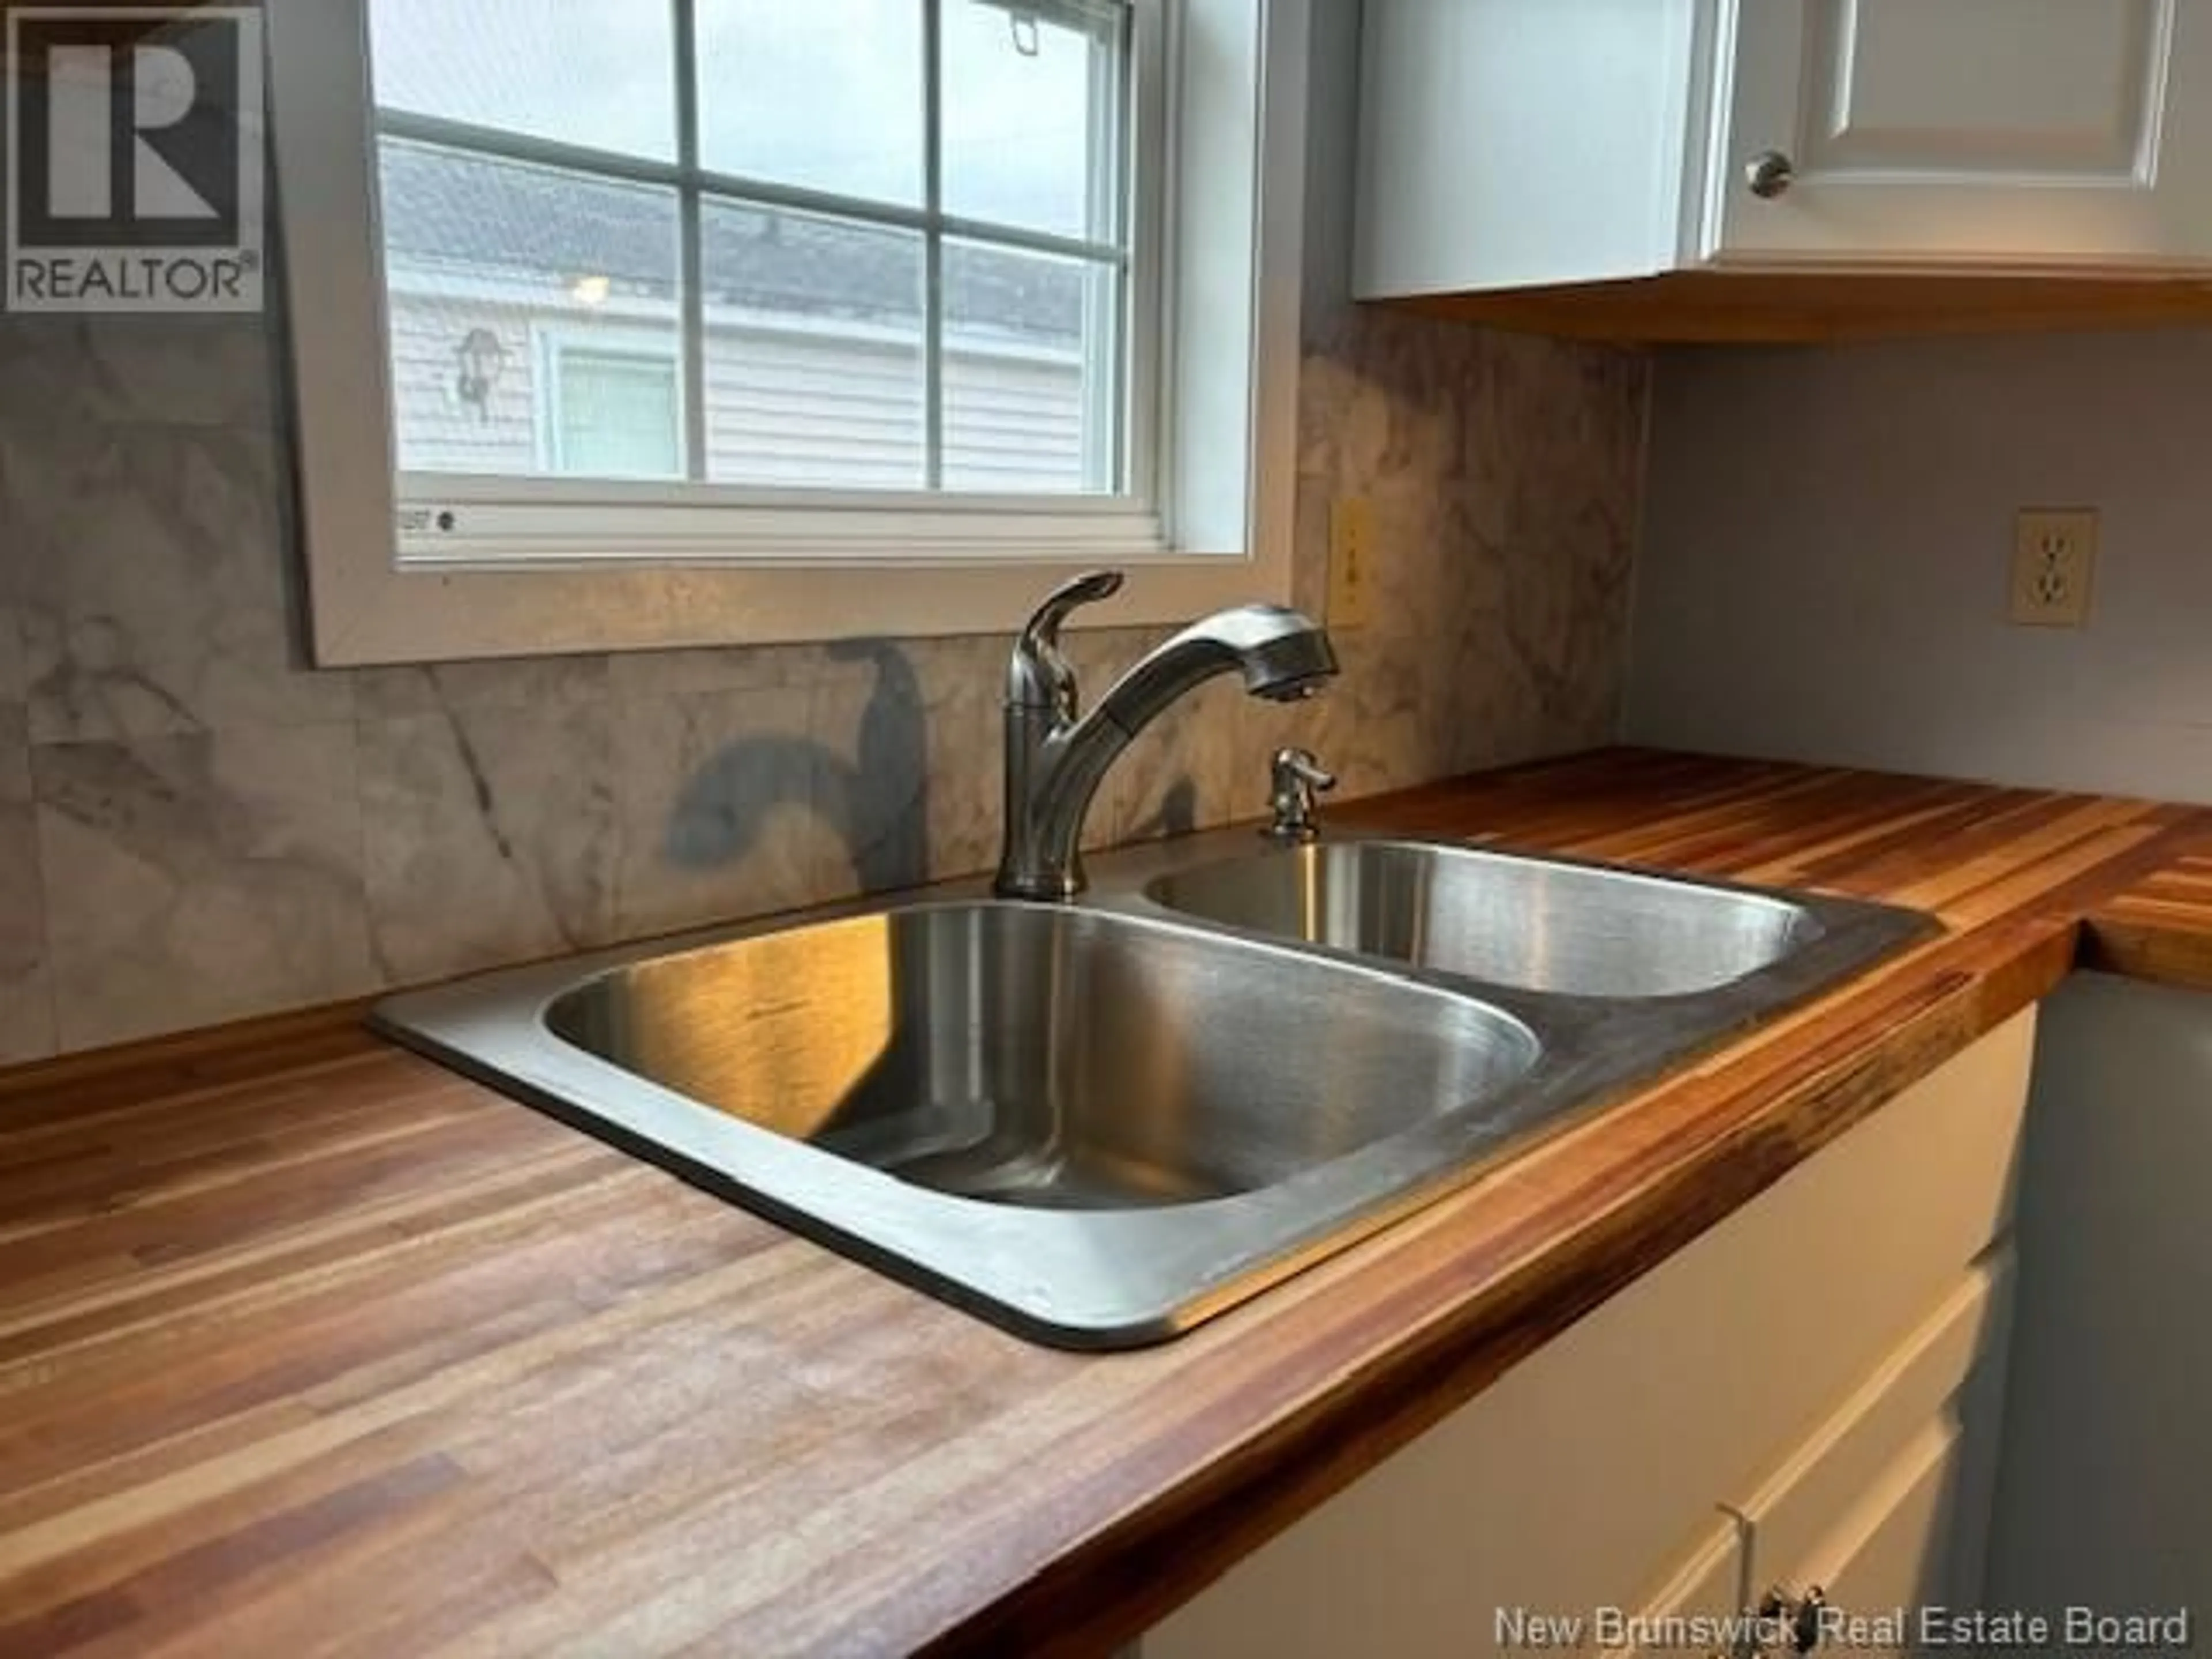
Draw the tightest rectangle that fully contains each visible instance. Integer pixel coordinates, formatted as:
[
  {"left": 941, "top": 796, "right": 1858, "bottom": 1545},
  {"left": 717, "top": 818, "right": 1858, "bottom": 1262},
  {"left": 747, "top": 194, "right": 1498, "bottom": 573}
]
[
  {"left": 1009, "top": 569, "right": 1126, "bottom": 715},
  {"left": 1263, "top": 747, "right": 1336, "bottom": 844},
  {"left": 1020, "top": 570, "right": 1124, "bottom": 650}
]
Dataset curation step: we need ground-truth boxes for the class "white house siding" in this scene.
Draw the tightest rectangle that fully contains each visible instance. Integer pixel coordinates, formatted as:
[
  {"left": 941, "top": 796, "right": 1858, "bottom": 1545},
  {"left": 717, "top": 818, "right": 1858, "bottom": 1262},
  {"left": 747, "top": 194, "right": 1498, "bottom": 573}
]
[
  {"left": 944, "top": 348, "right": 1090, "bottom": 492},
  {"left": 387, "top": 282, "right": 1088, "bottom": 490},
  {"left": 388, "top": 293, "right": 548, "bottom": 476},
  {"left": 702, "top": 325, "right": 925, "bottom": 489}
]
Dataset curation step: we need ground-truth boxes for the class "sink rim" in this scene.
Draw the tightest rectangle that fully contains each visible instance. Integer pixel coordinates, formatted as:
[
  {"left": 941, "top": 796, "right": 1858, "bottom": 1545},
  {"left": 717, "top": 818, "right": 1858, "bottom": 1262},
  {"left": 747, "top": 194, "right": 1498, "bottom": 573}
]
[{"left": 372, "top": 827, "right": 1940, "bottom": 1349}]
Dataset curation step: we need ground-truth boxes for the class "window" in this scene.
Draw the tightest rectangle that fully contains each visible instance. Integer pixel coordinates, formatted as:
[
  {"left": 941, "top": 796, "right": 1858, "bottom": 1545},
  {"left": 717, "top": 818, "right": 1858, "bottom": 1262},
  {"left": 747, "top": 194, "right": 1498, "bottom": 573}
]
[
  {"left": 372, "top": 0, "right": 1136, "bottom": 497},
  {"left": 270, "top": 0, "right": 1308, "bottom": 664},
  {"left": 540, "top": 336, "right": 685, "bottom": 480}
]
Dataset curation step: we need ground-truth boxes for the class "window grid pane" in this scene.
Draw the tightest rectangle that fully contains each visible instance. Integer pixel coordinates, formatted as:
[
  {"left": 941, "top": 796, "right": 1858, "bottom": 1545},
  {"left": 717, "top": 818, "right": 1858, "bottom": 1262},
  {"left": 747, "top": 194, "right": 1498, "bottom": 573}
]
[
  {"left": 942, "top": 238, "right": 1119, "bottom": 494},
  {"left": 370, "top": 0, "right": 1137, "bottom": 498},
  {"left": 700, "top": 203, "right": 927, "bottom": 490},
  {"left": 376, "top": 139, "right": 683, "bottom": 480}
]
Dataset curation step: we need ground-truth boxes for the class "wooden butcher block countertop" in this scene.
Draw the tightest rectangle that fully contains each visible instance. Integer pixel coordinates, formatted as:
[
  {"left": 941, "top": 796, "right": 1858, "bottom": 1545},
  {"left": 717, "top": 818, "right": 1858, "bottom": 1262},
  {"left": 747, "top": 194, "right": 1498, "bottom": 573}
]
[{"left": 7, "top": 748, "right": 2212, "bottom": 1658}]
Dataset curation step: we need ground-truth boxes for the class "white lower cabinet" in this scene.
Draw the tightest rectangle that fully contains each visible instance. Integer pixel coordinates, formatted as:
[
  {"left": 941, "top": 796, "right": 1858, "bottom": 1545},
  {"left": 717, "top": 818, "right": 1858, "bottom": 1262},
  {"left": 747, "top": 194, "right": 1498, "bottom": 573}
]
[{"left": 1141, "top": 1010, "right": 2035, "bottom": 1659}]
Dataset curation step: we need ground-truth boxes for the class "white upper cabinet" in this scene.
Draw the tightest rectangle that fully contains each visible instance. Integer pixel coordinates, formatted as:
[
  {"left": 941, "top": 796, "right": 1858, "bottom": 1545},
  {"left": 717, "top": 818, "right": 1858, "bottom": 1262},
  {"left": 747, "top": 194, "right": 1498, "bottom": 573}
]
[
  {"left": 1718, "top": 0, "right": 2212, "bottom": 267},
  {"left": 1357, "top": 0, "right": 2212, "bottom": 302}
]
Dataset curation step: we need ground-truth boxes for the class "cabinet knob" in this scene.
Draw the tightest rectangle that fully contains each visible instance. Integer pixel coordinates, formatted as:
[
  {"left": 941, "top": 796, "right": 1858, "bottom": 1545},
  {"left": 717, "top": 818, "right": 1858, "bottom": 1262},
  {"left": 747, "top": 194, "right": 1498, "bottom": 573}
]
[{"left": 1745, "top": 149, "right": 1797, "bottom": 199}]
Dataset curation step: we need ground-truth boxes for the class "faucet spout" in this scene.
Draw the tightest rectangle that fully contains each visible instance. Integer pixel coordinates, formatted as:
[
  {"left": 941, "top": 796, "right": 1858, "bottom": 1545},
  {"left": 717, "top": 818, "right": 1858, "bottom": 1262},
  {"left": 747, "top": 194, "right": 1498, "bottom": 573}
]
[
  {"left": 993, "top": 574, "right": 1338, "bottom": 900},
  {"left": 1094, "top": 605, "right": 1340, "bottom": 729}
]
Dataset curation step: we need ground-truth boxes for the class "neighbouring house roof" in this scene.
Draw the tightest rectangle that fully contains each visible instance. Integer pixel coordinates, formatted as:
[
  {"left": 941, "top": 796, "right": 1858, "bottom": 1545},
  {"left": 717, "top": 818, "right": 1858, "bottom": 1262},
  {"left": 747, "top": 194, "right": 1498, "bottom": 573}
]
[{"left": 377, "top": 140, "right": 1089, "bottom": 344}]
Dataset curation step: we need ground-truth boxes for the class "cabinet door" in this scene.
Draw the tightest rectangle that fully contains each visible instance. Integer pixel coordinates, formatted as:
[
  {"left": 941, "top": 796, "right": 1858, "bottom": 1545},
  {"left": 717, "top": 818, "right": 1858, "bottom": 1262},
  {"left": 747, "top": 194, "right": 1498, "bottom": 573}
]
[{"left": 1709, "top": 0, "right": 2212, "bottom": 268}]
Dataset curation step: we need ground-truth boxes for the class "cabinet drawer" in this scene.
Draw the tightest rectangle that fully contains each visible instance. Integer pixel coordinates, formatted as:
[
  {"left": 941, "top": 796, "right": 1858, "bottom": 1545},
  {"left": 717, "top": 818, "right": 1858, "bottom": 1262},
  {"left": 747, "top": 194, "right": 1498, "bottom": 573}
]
[{"left": 1144, "top": 1011, "right": 2033, "bottom": 1659}]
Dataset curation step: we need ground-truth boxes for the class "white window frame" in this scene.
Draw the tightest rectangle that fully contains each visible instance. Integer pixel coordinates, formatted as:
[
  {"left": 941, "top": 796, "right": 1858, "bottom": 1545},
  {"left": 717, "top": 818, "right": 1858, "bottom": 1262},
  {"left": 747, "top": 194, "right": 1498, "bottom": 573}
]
[
  {"left": 532, "top": 325, "right": 687, "bottom": 480},
  {"left": 268, "top": 0, "right": 1309, "bottom": 666}
]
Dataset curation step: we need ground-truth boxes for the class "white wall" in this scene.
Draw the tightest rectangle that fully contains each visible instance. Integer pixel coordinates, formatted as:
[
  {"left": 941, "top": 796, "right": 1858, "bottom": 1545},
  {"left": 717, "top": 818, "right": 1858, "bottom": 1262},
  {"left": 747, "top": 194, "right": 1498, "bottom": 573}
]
[
  {"left": 1626, "top": 331, "right": 2212, "bottom": 800},
  {"left": 1986, "top": 972, "right": 2212, "bottom": 1615}
]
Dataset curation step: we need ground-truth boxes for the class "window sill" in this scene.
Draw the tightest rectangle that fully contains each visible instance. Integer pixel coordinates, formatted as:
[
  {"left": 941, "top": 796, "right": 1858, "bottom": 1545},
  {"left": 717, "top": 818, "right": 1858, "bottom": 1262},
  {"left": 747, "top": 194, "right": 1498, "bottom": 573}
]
[
  {"left": 306, "top": 548, "right": 1286, "bottom": 666},
  {"left": 395, "top": 479, "right": 1170, "bottom": 566}
]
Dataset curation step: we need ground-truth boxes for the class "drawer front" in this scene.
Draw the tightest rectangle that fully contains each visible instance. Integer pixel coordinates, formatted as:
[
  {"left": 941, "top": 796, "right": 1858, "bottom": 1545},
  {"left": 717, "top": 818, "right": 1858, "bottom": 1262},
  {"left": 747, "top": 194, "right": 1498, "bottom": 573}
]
[{"left": 1144, "top": 1011, "right": 2033, "bottom": 1659}]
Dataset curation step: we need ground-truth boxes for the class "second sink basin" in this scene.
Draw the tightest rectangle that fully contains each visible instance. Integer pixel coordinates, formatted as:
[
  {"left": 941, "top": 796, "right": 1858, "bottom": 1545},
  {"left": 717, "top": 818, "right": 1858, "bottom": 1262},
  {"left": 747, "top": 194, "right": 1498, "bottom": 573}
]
[{"left": 1146, "top": 839, "right": 1824, "bottom": 998}]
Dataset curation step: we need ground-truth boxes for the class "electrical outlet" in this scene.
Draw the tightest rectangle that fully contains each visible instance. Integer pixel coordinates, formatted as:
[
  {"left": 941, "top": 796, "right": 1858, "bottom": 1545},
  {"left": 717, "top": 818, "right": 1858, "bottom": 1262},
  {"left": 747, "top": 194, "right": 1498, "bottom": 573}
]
[
  {"left": 2010, "top": 509, "right": 2097, "bottom": 628},
  {"left": 1328, "top": 496, "right": 1374, "bottom": 629}
]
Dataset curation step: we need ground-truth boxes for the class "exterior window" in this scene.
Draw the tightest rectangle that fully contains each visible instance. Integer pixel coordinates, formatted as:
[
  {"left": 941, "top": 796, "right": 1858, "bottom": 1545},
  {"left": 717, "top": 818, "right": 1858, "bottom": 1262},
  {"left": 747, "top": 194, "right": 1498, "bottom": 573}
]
[
  {"left": 540, "top": 338, "right": 685, "bottom": 480},
  {"left": 369, "top": 0, "right": 1139, "bottom": 499}
]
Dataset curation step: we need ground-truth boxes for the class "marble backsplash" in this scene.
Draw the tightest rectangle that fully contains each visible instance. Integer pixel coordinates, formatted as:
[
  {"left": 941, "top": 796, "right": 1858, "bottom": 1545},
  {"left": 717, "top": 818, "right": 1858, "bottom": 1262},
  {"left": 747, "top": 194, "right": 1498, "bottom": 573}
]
[{"left": 0, "top": 282, "right": 1645, "bottom": 1061}]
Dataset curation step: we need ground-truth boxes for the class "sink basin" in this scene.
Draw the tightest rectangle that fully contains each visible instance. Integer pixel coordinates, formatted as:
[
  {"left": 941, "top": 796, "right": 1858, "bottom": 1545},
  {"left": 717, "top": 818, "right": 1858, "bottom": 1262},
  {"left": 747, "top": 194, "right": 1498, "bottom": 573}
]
[
  {"left": 544, "top": 902, "right": 1537, "bottom": 1210},
  {"left": 379, "top": 899, "right": 1563, "bottom": 1345},
  {"left": 1146, "top": 839, "right": 1825, "bottom": 998}
]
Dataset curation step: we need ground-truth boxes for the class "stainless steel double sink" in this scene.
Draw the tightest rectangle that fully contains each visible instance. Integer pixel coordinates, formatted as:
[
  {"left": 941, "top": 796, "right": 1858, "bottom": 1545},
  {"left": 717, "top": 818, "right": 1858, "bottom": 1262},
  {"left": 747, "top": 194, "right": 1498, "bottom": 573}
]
[{"left": 377, "top": 831, "right": 1934, "bottom": 1347}]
